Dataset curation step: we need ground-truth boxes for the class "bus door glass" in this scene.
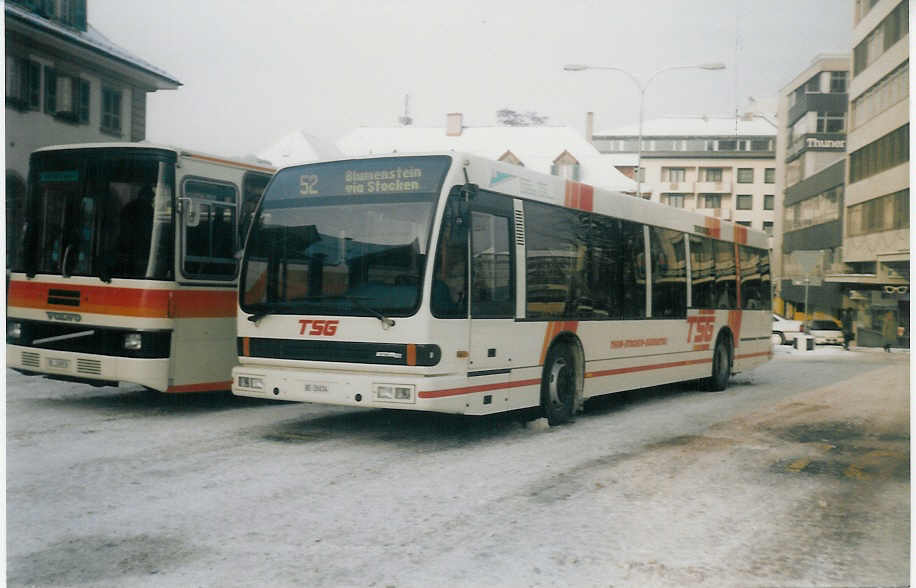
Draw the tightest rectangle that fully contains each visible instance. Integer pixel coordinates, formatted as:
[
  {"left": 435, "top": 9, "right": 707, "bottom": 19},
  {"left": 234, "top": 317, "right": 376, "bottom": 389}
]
[
  {"left": 180, "top": 179, "right": 238, "bottom": 280},
  {"left": 468, "top": 190, "right": 514, "bottom": 371}
]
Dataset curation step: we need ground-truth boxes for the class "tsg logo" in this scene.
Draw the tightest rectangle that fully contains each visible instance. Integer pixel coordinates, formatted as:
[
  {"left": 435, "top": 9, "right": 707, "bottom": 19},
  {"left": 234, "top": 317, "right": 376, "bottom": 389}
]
[
  {"left": 47, "top": 311, "right": 82, "bottom": 322},
  {"left": 298, "top": 319, "right": 339, "bottom": 336}
]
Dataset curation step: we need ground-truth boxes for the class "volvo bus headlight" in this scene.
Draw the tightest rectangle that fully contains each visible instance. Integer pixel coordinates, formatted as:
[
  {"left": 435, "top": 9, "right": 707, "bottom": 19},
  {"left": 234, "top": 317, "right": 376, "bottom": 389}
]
[
  {"left": 8, "top": 322, "right": 22, "bottom": 339},
  {"left": 238, "top": 375, "right": 263, "bottom": 390},
  {"left": 123, "top": 333, "right": 143, "bottom": 350}
]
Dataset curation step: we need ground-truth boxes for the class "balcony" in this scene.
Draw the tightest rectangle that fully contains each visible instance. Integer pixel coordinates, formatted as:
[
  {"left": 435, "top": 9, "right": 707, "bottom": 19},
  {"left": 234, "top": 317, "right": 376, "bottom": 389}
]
[
  {"left": 658, "top": 181, "right": 693, "bottom": 193},
  {"left": 694, "top": 181, "right": 732, "bottom": 194}
]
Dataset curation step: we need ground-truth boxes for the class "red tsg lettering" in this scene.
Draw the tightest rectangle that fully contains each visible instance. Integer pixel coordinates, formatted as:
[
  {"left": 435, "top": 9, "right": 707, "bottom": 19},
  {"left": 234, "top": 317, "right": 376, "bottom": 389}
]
[
  {"left": 298, "top": 319, "right": 339, "bottom": 336},
  {"left": 686, "top": 316, "right": 715, "bottom": 343}
]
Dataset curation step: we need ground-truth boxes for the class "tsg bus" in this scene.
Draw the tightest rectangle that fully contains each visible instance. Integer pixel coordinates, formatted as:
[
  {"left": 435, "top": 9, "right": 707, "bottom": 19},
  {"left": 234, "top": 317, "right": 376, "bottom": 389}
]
[
  {"left": 233, "top": 153, "right": 771, "bottom": 424},
  {"left": 7, "top": 143, "right": 274, "bottom": 392}
]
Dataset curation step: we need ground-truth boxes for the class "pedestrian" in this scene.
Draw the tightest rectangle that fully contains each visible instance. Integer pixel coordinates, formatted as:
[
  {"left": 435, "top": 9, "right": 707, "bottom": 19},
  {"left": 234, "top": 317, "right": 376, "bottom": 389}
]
[
  {"left": 841, "top": 309, "right": 853, "bottom": 351},
  {"left": 881, "top": 310, "right": 896, "bottom": 352}
]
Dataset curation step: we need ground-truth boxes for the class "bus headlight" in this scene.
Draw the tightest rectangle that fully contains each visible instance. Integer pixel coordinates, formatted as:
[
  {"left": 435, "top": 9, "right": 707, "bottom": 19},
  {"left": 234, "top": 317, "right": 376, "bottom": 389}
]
[
  {"left": 373, "top": 383, "right": 415, "bottom": 403},
  {"left": 8, "top": 322, "right": 22, "bottom": 339},
  {"left": 123, "top": 333, "right": 143, "bottom": 350},
  {"left": 238, "top": 375, "right": 263, "bottom": 390}
]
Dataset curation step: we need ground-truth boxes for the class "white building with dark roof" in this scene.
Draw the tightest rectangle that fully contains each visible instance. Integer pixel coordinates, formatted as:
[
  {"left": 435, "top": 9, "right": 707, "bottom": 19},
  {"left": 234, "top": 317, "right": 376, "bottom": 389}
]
[
  {"left": 591, "top": 112, "right": 778, "bottom": 236},
  {"left": 334, "top": 113, "right": 636, "bottom": 192},
  {"left": 5, "top": 0, "right": 181, "bottom": 264}
]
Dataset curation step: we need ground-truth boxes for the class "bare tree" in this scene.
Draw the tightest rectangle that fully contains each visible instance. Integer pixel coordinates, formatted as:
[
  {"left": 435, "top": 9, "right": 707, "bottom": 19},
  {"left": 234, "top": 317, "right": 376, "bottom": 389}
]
[{"left": 496, "top": 108, "right": 549, "bottom": 126}]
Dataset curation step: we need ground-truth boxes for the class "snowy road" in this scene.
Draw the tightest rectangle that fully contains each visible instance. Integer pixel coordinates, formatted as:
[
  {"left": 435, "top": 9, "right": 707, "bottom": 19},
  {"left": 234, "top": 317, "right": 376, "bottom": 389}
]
[{"left": 5, "top": 346, "right": 910, "bottom": 587}]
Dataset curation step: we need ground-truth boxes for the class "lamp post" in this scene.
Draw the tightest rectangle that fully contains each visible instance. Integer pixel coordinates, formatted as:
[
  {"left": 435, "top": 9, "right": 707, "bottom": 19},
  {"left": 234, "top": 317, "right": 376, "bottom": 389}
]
[{"left": 564, "top": 62, "right": 726, "bottom": 199}]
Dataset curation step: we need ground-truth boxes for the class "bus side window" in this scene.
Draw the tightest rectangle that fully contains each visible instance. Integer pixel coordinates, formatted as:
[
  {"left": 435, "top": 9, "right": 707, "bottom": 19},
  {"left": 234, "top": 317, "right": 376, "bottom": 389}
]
[
  {"left": 714, "top": 240, "right": 737, "bottom": 309},
  {"left": 620, "top": 220, "right": 646, "bottom": 319},
  {"left": 240, "top": 172, "right": 270, "bottom": 248},
  {"left": 689, "top": 235, "right": 716, "bottom": 309},
  {"left": 431, "top": 191, "right": 468, "bottom": 318},
  {"left": 470, "top": 190, "right": 514, "bottom": 318}
]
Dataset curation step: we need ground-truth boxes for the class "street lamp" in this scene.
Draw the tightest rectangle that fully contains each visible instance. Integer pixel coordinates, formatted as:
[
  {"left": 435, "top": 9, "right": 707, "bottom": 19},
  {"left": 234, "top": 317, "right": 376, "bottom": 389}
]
[{"left": 564, "top": 62, "right": 726, "bottom": 199}]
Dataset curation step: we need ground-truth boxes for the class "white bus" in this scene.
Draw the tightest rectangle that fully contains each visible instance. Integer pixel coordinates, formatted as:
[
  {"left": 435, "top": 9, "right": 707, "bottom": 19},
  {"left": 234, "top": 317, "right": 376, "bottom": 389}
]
[
  {"left": 232, "top": 153, "right": 772, "bottom": 424},
  {"left": 7, "top": 143, "right": 274, "bottom": 393}
]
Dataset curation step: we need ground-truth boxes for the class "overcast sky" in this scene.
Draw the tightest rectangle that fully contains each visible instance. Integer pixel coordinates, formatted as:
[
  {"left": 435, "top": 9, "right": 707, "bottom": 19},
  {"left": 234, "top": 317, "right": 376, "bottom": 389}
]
[{"left": 90, "top": 0, "right": 851, "bottom": 158}]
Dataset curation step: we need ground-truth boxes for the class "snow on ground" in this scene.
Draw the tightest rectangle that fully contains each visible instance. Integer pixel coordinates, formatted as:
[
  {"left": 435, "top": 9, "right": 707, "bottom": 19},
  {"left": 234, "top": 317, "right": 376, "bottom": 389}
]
[{"left": 5, "top": 347, "right": 910, "bottom": 587}]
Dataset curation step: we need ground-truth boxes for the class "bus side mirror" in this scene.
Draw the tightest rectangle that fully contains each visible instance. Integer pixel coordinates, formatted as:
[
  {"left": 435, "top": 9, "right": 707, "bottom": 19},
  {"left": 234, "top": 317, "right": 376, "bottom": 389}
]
[{"left": 180, "top": 198, "right": 201, "bottom": 228}]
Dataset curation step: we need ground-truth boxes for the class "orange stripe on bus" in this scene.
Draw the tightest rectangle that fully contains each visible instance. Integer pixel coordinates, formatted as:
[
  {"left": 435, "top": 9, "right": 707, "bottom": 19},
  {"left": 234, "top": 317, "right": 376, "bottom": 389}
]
[
  {"left": 564, "top": 181, "right": 594, "bottom": 212},
  {"left": 705, "top": 216, "right": 721, "bottom": 240},
  {"left": 538, "top": 321, "right": 579, "bottom": 365},
  {"left": 406, "top": 344, "right": 417, "bottom": 367},
  {"left": 7, "top": 281, "right": 236, "bottom": 318},
  {"left": 166, "top": 380, "right": 233, "bottom": 393}
]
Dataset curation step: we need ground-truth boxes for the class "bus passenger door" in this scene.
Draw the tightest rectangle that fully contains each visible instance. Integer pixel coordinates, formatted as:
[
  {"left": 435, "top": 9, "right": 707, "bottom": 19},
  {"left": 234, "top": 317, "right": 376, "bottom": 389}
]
[{"left": 468, "top": 191, "right": 516, "bottom": 381}]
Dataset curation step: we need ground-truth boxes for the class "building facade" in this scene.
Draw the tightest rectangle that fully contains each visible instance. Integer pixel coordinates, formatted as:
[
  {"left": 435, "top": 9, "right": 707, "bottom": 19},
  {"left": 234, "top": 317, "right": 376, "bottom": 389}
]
[
  {"left": 774, "top": 54, "right": 850, "bottom": 326},
  {"left": 591, "top": 113, "right": 778, "bottom": 236},
  {"left": 837, "top": 0, "right": 909, "bottom": 346},
  {"left": 5, "top": 0, "right": 180, "bottom": 264}
]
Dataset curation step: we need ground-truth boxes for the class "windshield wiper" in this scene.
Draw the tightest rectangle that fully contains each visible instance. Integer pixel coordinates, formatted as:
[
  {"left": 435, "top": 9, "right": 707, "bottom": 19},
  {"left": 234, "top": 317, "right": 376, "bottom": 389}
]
[{"left": 344, "top": 296, "right": 396, "bottom": 329}]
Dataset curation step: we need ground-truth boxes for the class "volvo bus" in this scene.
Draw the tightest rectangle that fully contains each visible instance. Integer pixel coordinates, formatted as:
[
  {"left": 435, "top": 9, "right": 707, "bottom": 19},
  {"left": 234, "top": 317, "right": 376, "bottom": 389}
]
[
  {"left": 232, "top": 153, "right": 772, "bottom": 424},
  {"left": 7, "top": 143, "right": 274, "bottom": 392}
]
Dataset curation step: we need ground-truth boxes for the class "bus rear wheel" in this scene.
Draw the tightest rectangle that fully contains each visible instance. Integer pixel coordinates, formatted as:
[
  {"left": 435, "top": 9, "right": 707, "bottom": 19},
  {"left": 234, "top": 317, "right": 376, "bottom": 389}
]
[
  {"left": 706, "top": 336, "right": 731, "bottom": 391},
  {"left": 542, "top": 345, "right": 576, "bottom": 426}
]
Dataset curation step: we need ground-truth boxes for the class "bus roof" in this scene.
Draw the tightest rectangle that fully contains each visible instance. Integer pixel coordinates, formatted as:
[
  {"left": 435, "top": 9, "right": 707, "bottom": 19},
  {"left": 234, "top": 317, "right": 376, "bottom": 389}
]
[{"left": 32, "top": 142, "right": 276, "bottom": 174}]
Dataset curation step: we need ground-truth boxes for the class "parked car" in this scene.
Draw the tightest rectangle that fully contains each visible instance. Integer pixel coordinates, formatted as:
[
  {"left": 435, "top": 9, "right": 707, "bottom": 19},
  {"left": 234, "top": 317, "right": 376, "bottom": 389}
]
[
  {"left": 807, "top": 320, "right": 844, "bottom": 345},
  {"left": 772, "top": 313, "right": 803, "bottom": 345}
]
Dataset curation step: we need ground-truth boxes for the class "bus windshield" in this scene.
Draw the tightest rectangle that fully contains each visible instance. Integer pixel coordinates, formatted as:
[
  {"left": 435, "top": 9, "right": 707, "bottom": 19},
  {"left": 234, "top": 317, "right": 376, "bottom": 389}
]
[
  {"left": 17, "top": 148, "right": 175, "bottom": 281},
  {"left": 241, "top": 156, "right": 451, "bottom": 317}
]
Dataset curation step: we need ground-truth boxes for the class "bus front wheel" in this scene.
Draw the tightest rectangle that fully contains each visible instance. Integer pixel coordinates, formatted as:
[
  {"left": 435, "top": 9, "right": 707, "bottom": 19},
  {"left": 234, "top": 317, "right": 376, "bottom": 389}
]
[
  {"left": 706, "top": 336, "right": 732, "bottom": 391},
  {"left": 541, "top": 345, "right": 577, "bottom": 426}
]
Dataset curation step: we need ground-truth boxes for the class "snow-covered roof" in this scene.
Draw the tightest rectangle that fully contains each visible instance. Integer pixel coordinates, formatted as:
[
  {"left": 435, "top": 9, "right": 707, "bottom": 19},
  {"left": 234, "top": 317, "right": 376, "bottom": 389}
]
[
  {"left": 336, "top": 125, "right": 636, "bottom": 192},
  {"left": 596, "top": 115, "right": 777, "bottom": 138},
  {"left": 257, "top": 130, "right": 344, "bottom": 168},
  {"left": 5, "top": 3, "right": 180, "bottom": 88}
]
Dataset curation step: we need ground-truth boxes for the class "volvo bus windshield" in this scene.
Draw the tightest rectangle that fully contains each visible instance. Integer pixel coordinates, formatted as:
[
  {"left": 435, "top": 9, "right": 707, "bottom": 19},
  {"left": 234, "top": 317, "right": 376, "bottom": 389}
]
[
  {"left": 241, "top": 156, "right": 451, "bottom": 318},
  {"left": 17, "top": 148, "right": 175, "bottom": 281}
]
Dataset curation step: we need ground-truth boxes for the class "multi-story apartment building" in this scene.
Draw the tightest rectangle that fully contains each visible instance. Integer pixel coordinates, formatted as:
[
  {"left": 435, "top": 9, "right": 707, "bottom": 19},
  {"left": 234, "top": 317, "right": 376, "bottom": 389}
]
[
  {"left": 774, "top": 54, "right": 849, "bottom": 324},
  {"left": 840, "top": 0, "right": 909, "bottom": 346},
  {"left": 591, "top": 113, "right": 778, "bottom": 235},
  {"left": 5, "top": 0, "right": 180, "bottom": 265}
]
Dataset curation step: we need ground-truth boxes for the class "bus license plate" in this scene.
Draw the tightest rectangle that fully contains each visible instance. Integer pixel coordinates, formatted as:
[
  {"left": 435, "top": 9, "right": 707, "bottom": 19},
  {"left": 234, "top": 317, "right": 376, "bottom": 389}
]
[
  {"left": 48, "top": 358, "right": 70, "bottom": 369},
  {"left": 303, "top": 382, "right": 331, "bottom": 394}
]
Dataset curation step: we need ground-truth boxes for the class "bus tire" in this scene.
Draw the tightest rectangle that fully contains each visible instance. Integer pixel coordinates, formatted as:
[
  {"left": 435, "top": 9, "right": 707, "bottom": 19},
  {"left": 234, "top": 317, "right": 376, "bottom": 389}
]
[
  {"left": 706, "top": 335, "right": 732, "bottom": 391},
  {"left": 541, "top": 344, "right": 577, "bottom": 426}
]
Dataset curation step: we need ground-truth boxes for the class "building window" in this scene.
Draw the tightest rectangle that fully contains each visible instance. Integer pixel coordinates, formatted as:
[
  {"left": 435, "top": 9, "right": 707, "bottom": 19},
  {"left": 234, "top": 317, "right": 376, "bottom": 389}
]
[
  {"left": 763, "top": 221, "right": 774, "bottom": 235},
  {"left": 851, "top": 62, "right": 908, "bottom": 129},
  {"left": 662, "top": 167, "right": 686, "bottom": 182},
  {"left": 784, "top": 186, "right": 843, "bottom": 232},
  {"left": 77, "top": 79, "right": 90, "bottom": 123},
  {"left": 718, "top": 139, "right": 737, "bottom": 151},
  {"left": 736, "top": 195, "right": 753, "bottom": 210},
  {"left": 847, "top": 189, "right": 909, "bottom": 237},
  {"left": 853, "top": 1, "right": 908, "bottom": 76},
  {"left": 5, "top": 56, "right": 40, "bottom": 109},
  {"left": 849, "top": 124, "right": 909, "bottom": 183},
  {"left": 829, "top": 71, "right": 848, "bottom": 93},
  {"left": 101, "top": 87, "right": 122, "bottom": 134},
  {"left": 701, "top": 168, "right": 722, "bottom": 182},
  {"left": 700, "top": 194, "right": 722, "bottom": 209},
  {"left": 737, "top": 221, "right": 752, "bottom": 227},
  {"left": 764, "top": 168, "right": 775, "bottom": 184},
  {"left": 44, "top": 66, "right": 57, "bottom": 113},
  {"left": 816, "top": 112, "right": 845, "bottom": 133},
  {"left": 805, "top": 74, "right": 822, "bottom": 93},
  {"left": 664, "top": 193, "right": 686, "bottom": 208},
  {"left": 750, "top": 139, "right": 772, "bottom": 151},
  {"left": 764, "top": 195, "right": 774, "bottom": 210},
  {"left": 736, "top": 168, "right": 754, "bottom": 183}
]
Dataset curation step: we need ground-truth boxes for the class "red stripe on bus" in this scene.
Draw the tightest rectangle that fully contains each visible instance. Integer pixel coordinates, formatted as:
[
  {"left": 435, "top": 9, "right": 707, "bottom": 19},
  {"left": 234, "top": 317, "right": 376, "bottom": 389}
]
[
  {"left": 166, "top": 380, "right": 233, "bottom": 393},
  {"left": 564, "top": 181, "right": 594, "bottom": 212},
  {"left": 735, "top": 224, "right": 748, "bottom": 244},
  {"left": 539, "top": 320, "right": 579, "bottom": 365},
  {"left": 419, "top": 378, "right": 540, "bottom": 399},
  {"left": 585, "top": 357, "right": 713, "bottom": 378},
  {"left": 735, "top": 351, "right": 770, "bottom": 360},
  {"left": 7, "top": 281, "right": 236, "bottom": 318},
  {"left": 728, "top": 310, "right": 743, "bottom": 348},
  {"left": 705, "top": 217, "right": 721, "bottom": 240}
]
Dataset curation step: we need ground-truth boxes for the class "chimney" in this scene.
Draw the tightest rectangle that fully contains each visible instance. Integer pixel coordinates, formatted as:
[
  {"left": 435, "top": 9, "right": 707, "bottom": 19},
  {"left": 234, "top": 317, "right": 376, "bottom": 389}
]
[
  {"left": 585, "top": 112, "right": 594, "bottom": 143},
  {"left": 446, "top": 113, "right": 463, "bottom": 136}
]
